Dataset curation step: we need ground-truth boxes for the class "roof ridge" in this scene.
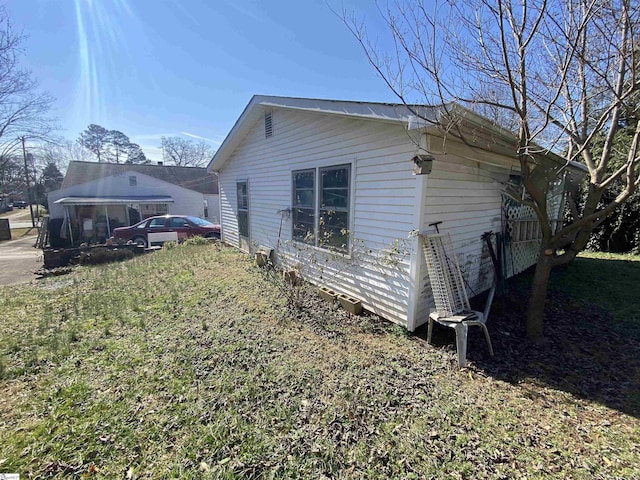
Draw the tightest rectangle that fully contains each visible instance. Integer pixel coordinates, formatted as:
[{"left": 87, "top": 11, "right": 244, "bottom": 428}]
[
  {"left": 253, "top": 94, "right": 434, "bottom": 108},
  {"left": 68, "top": 160, "right": 207, "bottom": 170}
]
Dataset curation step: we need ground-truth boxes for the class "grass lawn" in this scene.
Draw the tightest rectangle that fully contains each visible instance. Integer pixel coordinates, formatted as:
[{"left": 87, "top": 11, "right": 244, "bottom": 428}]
[
  {"left": 0, "top": 227, "right": 38, "bottom": 243},
  {"left": 0, "top": 243, "right": 638, "bottom": 478},
  {"left": 0, "top": 205, "right": 46, "bottom": 220},
  {"left": 549, "top": 252, "right": 640, "bottom": 336},
  {"left": 9, "top": 227, "right": 39, "bottom": 240}
]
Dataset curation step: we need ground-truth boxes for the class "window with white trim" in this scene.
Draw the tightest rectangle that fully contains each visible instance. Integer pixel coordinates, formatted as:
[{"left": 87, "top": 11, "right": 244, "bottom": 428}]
[{"left": 292, "top": 164, "right": 351, "bottom": 253}]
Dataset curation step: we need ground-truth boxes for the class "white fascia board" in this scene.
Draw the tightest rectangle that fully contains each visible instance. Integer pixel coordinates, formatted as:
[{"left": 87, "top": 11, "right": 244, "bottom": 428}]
[{"left": 207, "top": 95, "right": 441, "bottom": 173}]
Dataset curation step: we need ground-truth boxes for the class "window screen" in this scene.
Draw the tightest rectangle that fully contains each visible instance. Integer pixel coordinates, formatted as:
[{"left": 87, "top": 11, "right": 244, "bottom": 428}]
[
  {"left": 237, "top": 181, "right": 249, "bottom": 238},
  {"left": 319, "top": 165, "right": 350, "bottom": 252},
  {"left": 292, "top": 169, "right": 315, "bottom": 243}
]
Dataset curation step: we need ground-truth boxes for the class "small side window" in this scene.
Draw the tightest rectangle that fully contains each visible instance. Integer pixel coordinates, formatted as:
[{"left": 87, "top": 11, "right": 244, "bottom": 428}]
[{"left": 129, "top": 175, "right": 137, "bottom": 187}]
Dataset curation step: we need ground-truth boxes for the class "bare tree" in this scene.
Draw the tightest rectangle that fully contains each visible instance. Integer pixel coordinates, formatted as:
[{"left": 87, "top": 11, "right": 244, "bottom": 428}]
[
  {"left": 0, "top": 155, "right": 23, "bottom": 198},
  {"left": 0, "top": 6, "right": 55, "bottom": 177},
  {"left": 345, "top": 0, "right": 639, "bottom": 340},
  {"left": 36, "top": 137, "right": 93, "bottom": 173},
  {"left": 160, "top": 136, "right": 214, "bottom": 167}
]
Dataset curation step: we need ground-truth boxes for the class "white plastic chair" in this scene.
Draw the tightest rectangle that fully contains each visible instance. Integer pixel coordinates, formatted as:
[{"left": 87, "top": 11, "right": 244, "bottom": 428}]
[{"left": 422, "top": 233, "right": 494, "bottom": 368}]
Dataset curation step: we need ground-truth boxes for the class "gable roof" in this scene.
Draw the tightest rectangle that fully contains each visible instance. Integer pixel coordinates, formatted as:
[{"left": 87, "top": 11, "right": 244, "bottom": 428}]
[
  {"left": 62, "top": 161, "right": 218, "bottom": 195},
  {"left": 207, "top": 95, "right": 442, "bottom": 172},
  {"left": 207, "top": 95, "right": 588, "bottom": 175}
]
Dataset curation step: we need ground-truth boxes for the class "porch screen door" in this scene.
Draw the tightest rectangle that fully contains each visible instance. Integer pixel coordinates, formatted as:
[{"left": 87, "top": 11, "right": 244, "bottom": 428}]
[{"left": 237, "top": 181, "right": 250, "bottom": 251}]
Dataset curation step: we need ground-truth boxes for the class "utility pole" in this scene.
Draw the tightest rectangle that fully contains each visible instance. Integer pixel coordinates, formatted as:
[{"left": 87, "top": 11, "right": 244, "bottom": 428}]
[{"left": 20, "top": 136, "right": 36, "bottom": 228}]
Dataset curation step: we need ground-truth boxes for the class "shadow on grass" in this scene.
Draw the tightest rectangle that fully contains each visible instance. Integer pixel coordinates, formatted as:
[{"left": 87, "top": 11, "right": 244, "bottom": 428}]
[
  {"left": 417, "top": 257, "right": 640, "bottom": 418},
  {"left": 0, "top": 227, "right": 39, "bottom": 242}
]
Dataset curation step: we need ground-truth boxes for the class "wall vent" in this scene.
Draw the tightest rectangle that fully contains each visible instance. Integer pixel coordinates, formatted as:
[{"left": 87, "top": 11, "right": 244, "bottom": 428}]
[{"left": 264, "top": 111, "right": 273, "bottom": 138}]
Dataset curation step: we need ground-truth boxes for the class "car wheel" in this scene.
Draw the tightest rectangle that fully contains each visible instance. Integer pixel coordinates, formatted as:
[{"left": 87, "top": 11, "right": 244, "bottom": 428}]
[
  {"left": 132, "top": 236, "right": 148, "bottom": 248},
  {"left": 205, "top": 232, "right": 220, "bottom": 240}
]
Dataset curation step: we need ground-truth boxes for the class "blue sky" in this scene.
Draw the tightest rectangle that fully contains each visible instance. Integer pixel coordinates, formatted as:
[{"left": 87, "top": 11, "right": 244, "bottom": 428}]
[{"left": 5, "top": 0, "right": 398, "bottom": 161}]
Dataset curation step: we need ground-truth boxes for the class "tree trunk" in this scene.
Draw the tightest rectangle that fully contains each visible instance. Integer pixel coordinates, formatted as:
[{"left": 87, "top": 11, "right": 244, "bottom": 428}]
[{"left": 526, "top": 250, "right": 554, "bottom": 341}]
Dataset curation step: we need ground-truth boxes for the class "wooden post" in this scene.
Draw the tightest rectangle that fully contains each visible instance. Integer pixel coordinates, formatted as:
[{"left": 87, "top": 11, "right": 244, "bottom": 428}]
[{"left": 20, "top": 136, "right": 36, "bottom": 228}]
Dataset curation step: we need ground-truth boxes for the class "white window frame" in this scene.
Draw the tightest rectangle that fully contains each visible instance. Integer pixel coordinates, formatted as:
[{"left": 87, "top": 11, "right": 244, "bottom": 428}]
[{"left": 291, "top": 163, "right": 351, "bottom": 254}]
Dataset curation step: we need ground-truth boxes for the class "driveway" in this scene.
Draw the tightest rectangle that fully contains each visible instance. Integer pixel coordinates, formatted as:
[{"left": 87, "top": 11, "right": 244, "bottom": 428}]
[
  {"left": 0, "top": 235, "right": 42, "bottom": 286},
  {"left": 0, "top": 207, "right": 41, "bottom": 229}
]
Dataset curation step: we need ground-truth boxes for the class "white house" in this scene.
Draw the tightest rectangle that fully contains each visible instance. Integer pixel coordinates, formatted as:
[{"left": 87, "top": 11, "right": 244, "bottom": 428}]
[
  {"left": 48, "top": 161, "right": 219, "bottom": 243},
  {"left": 208, "top": 96, "right": 583, "bottom": 331}
]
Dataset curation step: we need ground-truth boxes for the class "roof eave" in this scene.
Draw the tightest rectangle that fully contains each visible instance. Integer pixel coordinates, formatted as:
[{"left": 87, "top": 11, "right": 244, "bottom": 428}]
[
  {"left": 208, "top": 95, "right": 266, "bottom": 172},
  {"left": 207, "top": 95, "right": 437, "bottom": 173},
  {"left": 206, "top": 96, "right": 589, "bottom": 176},
  {"left": 443, "top": 105, "right": 589, "bottom": 174}
]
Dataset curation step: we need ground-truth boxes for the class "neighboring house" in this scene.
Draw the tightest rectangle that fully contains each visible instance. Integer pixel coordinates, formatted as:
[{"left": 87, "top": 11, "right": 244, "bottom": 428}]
[
  {"left": 48, "top": 161, "right": 218, "bottom": 244},
  {"left": 208, "top": 95, "right": 585, "bottom": 331}
]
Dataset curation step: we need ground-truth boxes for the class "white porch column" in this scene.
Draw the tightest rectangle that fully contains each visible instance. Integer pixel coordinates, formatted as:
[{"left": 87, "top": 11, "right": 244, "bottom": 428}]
[{"left": 406, "top": 133, "right": 431, "bottom": 332}]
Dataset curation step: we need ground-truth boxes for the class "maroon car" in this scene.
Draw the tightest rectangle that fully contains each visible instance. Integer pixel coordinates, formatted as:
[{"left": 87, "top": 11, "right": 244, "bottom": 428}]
[{"left": 112, "top": 215, "right": 220, "bottom": 248}]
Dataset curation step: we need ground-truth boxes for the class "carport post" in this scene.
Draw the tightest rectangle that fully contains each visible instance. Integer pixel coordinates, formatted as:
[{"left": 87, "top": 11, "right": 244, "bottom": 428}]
[
  {"left": 64, "top": 206, "right": 74, "bottom": 245},
  {"left": 104, "top": 205, "right": 111, "bottom": 237}
]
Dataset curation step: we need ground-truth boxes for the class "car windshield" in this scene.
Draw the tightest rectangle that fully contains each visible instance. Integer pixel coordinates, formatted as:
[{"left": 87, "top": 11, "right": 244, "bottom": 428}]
[{"left": 186, "top": 216, "right": 213, "bottom": 226}]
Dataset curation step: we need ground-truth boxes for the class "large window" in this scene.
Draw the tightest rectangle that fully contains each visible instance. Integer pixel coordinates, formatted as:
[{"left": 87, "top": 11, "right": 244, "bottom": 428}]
[{"left": 292, "top": 164, "right": 351, "bottom": 253}]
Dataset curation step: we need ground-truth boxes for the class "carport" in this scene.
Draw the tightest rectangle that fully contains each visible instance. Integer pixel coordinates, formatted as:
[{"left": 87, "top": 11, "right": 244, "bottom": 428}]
[{"left": 53, "top": 195, "right": 174, "bottom": 244}]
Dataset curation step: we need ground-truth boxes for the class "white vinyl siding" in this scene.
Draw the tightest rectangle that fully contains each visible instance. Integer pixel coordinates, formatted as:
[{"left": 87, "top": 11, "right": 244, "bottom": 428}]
[
  {"left": 414, "top": 139, "right": 512, "bottom": 325},
  {"left": 217, "top": 109, "right": 419, "bottom": 327}
]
